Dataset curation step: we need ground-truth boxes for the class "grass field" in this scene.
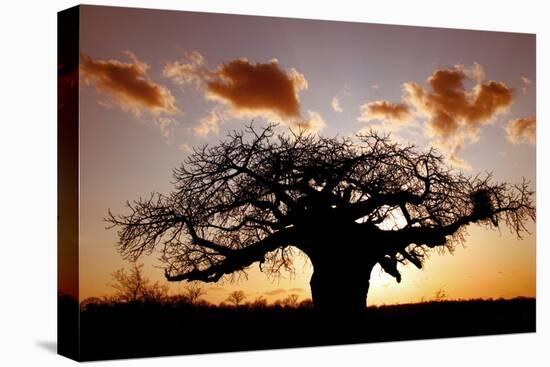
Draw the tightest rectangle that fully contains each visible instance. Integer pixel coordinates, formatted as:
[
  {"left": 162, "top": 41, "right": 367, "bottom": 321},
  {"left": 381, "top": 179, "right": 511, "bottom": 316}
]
[{"left": 59, "top": 296, "right": 535, "bottom": 361}]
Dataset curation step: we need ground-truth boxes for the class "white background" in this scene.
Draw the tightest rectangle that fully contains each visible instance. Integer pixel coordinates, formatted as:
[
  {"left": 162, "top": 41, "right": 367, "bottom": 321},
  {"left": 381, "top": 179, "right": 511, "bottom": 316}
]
[{"left": 0, "top": 0, "right": 548, "bottom": 366}]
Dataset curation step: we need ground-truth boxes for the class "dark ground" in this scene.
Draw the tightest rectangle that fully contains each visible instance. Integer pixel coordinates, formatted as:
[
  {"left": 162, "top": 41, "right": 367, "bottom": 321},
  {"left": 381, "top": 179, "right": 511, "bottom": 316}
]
[{"left": 61, "top": 297, "right": 535, "bottom": 361}]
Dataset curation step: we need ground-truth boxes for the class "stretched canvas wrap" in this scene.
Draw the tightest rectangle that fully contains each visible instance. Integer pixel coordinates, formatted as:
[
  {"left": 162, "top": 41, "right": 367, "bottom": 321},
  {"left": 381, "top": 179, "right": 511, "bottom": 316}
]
[{"left": 58, "top": 5, "right": 536, "bottom": 361}]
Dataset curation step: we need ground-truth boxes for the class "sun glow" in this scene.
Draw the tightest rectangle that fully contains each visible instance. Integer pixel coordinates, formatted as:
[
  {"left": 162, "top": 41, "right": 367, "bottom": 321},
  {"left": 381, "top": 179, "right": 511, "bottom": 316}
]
[
  {"left": 76, "top": 6, "right": 535, "bottom": 308},
  {"left": 375, "top": 207, "right": 409, "bottom": 231}
]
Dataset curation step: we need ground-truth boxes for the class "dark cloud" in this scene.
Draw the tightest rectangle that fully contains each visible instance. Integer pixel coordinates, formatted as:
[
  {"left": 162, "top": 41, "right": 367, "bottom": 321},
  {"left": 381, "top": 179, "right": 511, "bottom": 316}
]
[
  {"left": 164, "top": 52, "right": 323, "bottom": 134},
  {"left": 358, "top": 64, "right": 514, "bottom": 166},
  {"left": 206, "top": 59, "right": 307, "bottom": 119},
  {"left": 358, "top": 100, "right": 412, "bottom": 123},
  {"left": 405, "top": 66, "right": 513, "bottom": 140},
  {"left": 81, "top": 52, "right": 178, "bottom": 116},
  {"left": 505, "top": 116, "right": 536, "bottom": 144}
]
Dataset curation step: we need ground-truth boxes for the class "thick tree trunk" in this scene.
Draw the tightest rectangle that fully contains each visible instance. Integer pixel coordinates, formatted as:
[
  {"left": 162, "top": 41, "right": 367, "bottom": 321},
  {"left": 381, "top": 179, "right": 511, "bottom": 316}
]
[
  {"left": 309, "top": 259, "right": 375, "bottom": 314},
  {"left": 300, "top": 219, "right": 378, "bottom": 314}
]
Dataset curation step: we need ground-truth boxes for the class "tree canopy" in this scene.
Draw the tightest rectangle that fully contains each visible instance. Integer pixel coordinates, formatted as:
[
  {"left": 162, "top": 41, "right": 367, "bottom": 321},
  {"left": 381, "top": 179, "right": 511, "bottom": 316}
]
[{"left": 108, "top": 124, "right": 534, "bottom": 311}]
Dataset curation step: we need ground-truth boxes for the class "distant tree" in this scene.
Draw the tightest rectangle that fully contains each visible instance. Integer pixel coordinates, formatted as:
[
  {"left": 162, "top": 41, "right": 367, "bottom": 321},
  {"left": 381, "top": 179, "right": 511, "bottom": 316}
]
[
  {"left": 271, "top": 299, "right": 283, "bottom": 309},
  {"left": 111, "top": 263, "right": 168, "bottom": 304},
  {"left": 108, "top": 124, "right": 535, "bottom": 313},
  {"left": 226, "top": 290, "right": 246, "bottom": 308},
  {"left": 80, "top": 297, "right": 104, "bottom": 311},
  {"left": 250, "top": 296, "right": 268, "bottom": 310},
  {"left": 298, "top": 298, "right": 314, "bottom": 309},
  {"left": 433, "top": 287, "right": 448, "bottom": 302},
  {"left": 143, "top": 281, "right": 169, "bottom": 304},
  {"left": 282, "top": 294, "right": 300, "bottom": 308},
  {"left": 182, "top": 283, "right": 206, "bottom": 305}
]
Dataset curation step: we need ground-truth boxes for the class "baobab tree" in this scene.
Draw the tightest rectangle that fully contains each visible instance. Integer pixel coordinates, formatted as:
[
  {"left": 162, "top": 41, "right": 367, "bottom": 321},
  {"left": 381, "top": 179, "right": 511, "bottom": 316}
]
[{"left": 107, "top": 124, "right": 535, "bottom": 313}]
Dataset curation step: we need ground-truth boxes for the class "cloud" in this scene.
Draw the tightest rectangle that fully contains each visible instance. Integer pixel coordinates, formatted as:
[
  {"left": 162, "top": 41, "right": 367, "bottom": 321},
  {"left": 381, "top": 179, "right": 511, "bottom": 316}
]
[
  {"left": 358, "top": 64, "right": 513, "bottom": 165},
  {"left": 445, "top": 138, "right": 471, "bottom": 169},
  {"left": 455, "top": 62, "right": 486, "bottom": 83},
  {"left": 194, "top": 108, "right": 225, "bottom": 137},
  {"left": 521, "top": 77, "right": 532, "bottom": 85},
  {"left": 163, "top": 50, "right": 206, "bottom": 88},
  {"left": 164, "top": 51, "right": 321, "bottom": 134},
  {"left": 331, "top": 87, "right": 351, "bottom": 113},
  {"left": 521, "top": 76, "right": 532, "bottom": 95},
  {"left": 288, "top": 288, "right": 304, "bottom": 292},
  {"left": 178, "top": 143, "right": 193, "bottom": 153},
  {"left": 264, "top": 287, "right": 303, "bottom": 296},
  {"left": 291, "top": 110, "right": 326, "bottom": 134},
  {"left": 358, "top": 100, "right": 412, "bottom": 124},
  {"left": 264, "top": 288, "right": 287, "bottom": 296},
  {"left": 154, "top": 116, "right": 178, "bottom": 141},
  {"left": 81, "top": 52, "right": 178, "bottom": 117},
  {"left": 331, "top": 95, "right": 343, "bottom": 113},
  {"left": 505, "top": 116, "right": 536, "bottom": 144},
  {"left": 404, "top": 67, "right": 513, "bottom": 140},
  {"left": 205, "top": 59, "right": 308, "bottom": 119}
]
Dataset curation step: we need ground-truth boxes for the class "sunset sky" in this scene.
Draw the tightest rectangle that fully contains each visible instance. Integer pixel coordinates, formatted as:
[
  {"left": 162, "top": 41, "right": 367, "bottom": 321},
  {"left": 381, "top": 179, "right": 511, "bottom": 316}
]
[{"left": 76, "top": 5, "right": 535, "bottom": 305}]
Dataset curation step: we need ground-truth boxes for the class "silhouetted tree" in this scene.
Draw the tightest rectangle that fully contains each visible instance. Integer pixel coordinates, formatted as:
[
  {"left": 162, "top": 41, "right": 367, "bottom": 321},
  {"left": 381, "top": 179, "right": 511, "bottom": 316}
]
[
  {"left": 182, "top": 283, "right": 206, "bottom": 304},
  {"left": 111, "top": 263, "right": 169, "bottom": 304},
  {"left": 433, "top": 287, "right": 448, "bottom": 302},
  {"left": 250, "top": 296, "right": 268, "bottom": 310},
  {"left": 80, "top": 297, "right": 104, "bottom": 312},
  {"left": 282, "top": 294, "right": 300, "bottom": 308},
  {"left": 108, "top": 124, "right": 535, "bottom": 313},
  {"left": 226, "top": 290, "right": 246, "bottom": 308},
  {"left": 298, "top": 298, "right": 314, "bottom": 309}
]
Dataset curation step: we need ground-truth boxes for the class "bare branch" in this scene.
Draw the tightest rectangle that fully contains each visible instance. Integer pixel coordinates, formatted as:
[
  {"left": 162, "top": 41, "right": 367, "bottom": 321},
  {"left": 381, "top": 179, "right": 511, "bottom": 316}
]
[{"left": 107, "top": 123, "right": 535, "bottom": 292}]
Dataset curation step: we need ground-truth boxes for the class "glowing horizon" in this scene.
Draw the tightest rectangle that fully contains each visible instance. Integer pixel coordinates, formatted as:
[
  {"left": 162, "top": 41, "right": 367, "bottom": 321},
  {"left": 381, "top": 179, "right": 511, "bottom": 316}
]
[{"left": 73, "top": 6, "right": 535, "bottom": 307}]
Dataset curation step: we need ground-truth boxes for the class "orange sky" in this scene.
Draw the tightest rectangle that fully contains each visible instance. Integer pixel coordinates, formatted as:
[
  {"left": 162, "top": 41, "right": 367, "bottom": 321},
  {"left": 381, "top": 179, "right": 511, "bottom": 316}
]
[{"left": 72, "top": 5, "right": 536, "bottom": 306}]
